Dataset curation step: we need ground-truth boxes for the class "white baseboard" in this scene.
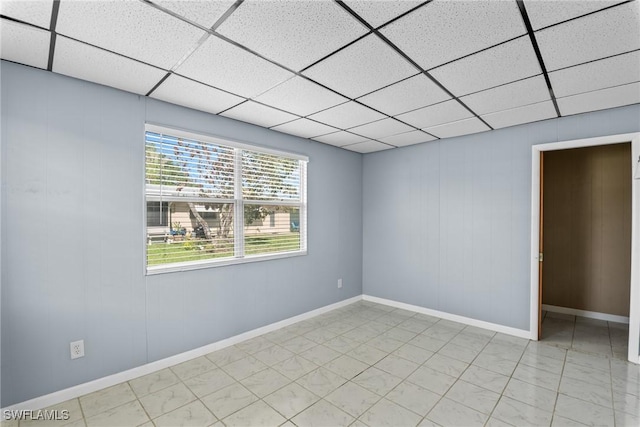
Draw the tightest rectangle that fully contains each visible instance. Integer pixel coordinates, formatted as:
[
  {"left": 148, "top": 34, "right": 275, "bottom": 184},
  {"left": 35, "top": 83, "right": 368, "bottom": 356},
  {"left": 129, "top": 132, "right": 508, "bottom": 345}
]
[
  {"left": 363, "top": 295, "right": 531, "bottom": 340},
  {"left": 542, "top": 304, "right": 630, "bottom": 324},
  {"left": 2, "top": 295, "right": 362, "bottom": 412}
]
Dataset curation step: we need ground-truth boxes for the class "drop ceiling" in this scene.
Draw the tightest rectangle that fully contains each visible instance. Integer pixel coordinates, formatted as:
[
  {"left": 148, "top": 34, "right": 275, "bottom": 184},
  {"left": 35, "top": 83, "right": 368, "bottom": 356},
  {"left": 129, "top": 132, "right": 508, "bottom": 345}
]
[{"left": 1, "top": 0, "right": 639, "bottom": 153}]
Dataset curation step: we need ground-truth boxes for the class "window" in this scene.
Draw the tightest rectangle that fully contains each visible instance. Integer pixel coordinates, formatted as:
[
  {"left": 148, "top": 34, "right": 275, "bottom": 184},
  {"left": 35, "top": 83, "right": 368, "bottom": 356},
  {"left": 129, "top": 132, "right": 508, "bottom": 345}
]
[{"left": 145, "top": 125, "right": 307, "bottom": 273}]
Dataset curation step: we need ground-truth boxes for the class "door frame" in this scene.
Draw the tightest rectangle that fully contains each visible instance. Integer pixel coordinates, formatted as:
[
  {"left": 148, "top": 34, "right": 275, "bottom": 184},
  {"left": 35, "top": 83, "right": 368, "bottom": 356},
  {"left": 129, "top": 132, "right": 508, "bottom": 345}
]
[{"left": 529, "top": 132, "right": 640, "bottom": 364}]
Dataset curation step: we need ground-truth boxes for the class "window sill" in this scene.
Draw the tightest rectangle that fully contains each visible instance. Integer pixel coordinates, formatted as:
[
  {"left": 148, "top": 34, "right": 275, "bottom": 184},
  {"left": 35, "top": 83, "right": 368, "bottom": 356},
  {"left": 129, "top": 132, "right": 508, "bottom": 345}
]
[{"left": 146, "top": 250, "right": 308, "bottom": 276}]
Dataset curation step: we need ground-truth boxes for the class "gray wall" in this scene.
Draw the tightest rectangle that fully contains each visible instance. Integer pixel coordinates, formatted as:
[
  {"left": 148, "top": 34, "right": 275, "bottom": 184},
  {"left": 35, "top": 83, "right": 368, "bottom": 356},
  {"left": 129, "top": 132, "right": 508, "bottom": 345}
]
[
  {"left": 363, "top": 104, "right": 640, "bottom": 331},
  {"left": 0, "top": 61, "right": 363, "bottom": 406}
]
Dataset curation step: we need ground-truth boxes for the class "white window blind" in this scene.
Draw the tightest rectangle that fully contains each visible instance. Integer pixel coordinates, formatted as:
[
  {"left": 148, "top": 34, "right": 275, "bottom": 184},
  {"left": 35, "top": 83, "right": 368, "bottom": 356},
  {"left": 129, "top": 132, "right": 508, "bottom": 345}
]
[{"left": 145, "top": 125, "right": 307, "bottom": 273}]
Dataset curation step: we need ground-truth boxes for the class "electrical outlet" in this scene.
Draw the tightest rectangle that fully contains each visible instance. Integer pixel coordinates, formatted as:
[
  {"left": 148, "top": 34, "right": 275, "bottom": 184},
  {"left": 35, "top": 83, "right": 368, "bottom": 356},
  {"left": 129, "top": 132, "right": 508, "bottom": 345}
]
[
  {"left": 337, "top": 278, "right": 343, "bottom": 289},
  {"left": 70, "top": 340, "right": 85, "bottom": 360}
]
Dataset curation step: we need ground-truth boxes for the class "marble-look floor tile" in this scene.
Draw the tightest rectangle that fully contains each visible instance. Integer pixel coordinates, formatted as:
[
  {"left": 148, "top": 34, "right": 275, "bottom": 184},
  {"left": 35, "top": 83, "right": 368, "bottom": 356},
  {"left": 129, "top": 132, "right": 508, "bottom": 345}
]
[
  {"left": 129, "top": 369, "right": 180, "bottom": 398},
  {"left": 565, "top": 350, "right": 610, "bottom": 372},
  {"left": 562, "top": 362, "right": 611, "bottom": 388},
  {"left": 472, "top": 353, "right": 518, "bottom": 376},
  {"left": 397, "top": 318, "right": 432, "bottom": 334},
  {"left": 183, "top": 367, "right": 236, "bottom": 398},
  {"left": 423, "top": 353, "right": 468, "bottom": 377},
  {"left": 352, "top": 367, "right": 402, "bottom": 396},
  {"left": 366, "top": 335, "right": 404, "bottom": 353},
  {"left": 253, "top": 345, "right": 294, "bottom": 366},
  {"left": 324, "top": 355, "right": 368, "bottom": 380},
  {"left": 324, "top": 336, "right": 361, "bottom": 353},
  {"left": 360, "top": 398, "right": 422, "bottom": 427},
  {"left": 296, "top": 367, "right": 348, "bottom": 397},
  {"left": 445, "top": 380, "right": 501, "bottom": 414},
  {"left": 200, "top": 383, "right": 259, "bottom": 420},
  {"left": 449, "top": 332, "right": 492, "bottom": 353},
  {"left": 79, "top": 383, "right": 137, "bottom": 418},
  {"left": 300, "top": 344, "right": 340, "bottom": 366},
  {"left": 409, "top": 334, "right": 448, "bottom": 352},
  {"left": 392, "top": 344, "right": 434, "bottom": 364},
  {"left": 386, "top": 380, "right": 440, "bottom": 416},
  {"left": 512, "top": 364, "right": 561, "bottom": 391},
  {"left": 485, "top": 417, "right": 515, "bottom": 427},
  {"left": 223, "top": 356, "right": 268, "bottom": 381},
  {"left": 325, "top": 381, "right": 380, "bottom": 417},
  {"left": 481, "top": 342, "right": 525, "bottom": 362},
  {"left": 554, "top": 394, "right": 614, "bottom": 427},
  {"left": 235, "top": 336, "right": 275, "bottom": 355},
  {"left": 426, "top": 397, "right": 488, "bottom": 427},
  {"left": 615, "top": 410, "right": 640, "bottom": 427},
  {"left": 85, "top": 401, "right": 149, "bottom": 427},
  {"left": 222, "top": 400, "right": 286, "bottom": 427},
  {"left": 551, "top": 415, "right": 588, "bottom": 427},
  {"left": 347, "top": 344, "right": 388, "bottom": 366},
  {"left": 239, "top": 367, "right": 290, "bottom": 398},
  {"left": 282, "top": 336, "right": 317, "bottom": 354},
  {"left": 18, "top": 399, "right": 84, "bottom": 427},
  {"left": 152, "top": 400, "right": 217, "bottom": 427},
  {"left": 613, "top": 390, "right": 640, "bottom": 417},
  {"left": 139, "top": 382, "right": 196, "bottom": 419},
  {"left": 206, "top": 346, "right": 249, "bottom": 367},
  {"left": 519, "top": 352, "right": 565, "bottom": 375},
  {"left": 263, "top": 382, "right": 319, "bottom": 419},
  {"left": 272, "top": 355, "right": 317, "bottom": 380},
  {"left": 407, "top": 365, "right": 457, "bottom": 395},
  {"left": 170, "top": 356, "right": 217, "bottom": 381},
  {"left": 460, "top": 365, "right": 509, "bottom": 394},
  {"left": 492, "top": 396, "right": 553, "bottom": 427},
  {"left": 525, "top": 341, "right": 568, "bottom": 361},
  {"left": 438, "top": 342, "right": 481, "bottom": 363},
  {"left": 503, "top": 378, "right": 557, "bottom": 412},
  {"left": 559, "top": 376, "right": 612, "bottom": 408},
  {"left": 291, "top": 399, "right": 354, "bottom": 427},
  {"left": 381, "top": 326, "right": 418, "bottom": 342},
  {"left": 375, "top": 354, "right": 419, "bottom": 378}
]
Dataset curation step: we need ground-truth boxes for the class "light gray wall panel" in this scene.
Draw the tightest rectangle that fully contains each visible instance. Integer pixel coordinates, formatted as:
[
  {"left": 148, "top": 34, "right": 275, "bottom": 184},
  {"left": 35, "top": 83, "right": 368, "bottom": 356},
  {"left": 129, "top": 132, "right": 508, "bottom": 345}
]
[
  {"left": 363, "top": 104, "right": 640, "bottom": 331},
  {"left": 1, "top": 61, "right": 363, "bottom": 406}
]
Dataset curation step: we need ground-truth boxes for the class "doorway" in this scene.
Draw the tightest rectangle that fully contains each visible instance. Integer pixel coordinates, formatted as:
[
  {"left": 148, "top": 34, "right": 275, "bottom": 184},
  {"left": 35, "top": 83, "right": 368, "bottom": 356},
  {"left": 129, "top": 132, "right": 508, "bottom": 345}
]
[
  {"left": 541, "top": 143, "right": 631, "bottom": 357},
  {"left": 530, "top": 133, "right": 640, "bottom": 363}
]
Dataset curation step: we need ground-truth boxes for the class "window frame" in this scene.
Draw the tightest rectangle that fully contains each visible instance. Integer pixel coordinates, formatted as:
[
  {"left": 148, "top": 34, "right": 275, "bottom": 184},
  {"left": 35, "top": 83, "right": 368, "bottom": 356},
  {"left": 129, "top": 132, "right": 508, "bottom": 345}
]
[{"left": 144, "top": 123, "right": 308, "bottom": 275}]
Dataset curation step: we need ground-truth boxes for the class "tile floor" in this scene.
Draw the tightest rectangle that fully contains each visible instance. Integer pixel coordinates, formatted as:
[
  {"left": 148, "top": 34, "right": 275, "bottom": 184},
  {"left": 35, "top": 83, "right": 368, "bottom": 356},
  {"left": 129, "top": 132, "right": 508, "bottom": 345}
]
[{"left": 4, "top": 301, "right": 640, "bottom": 427}]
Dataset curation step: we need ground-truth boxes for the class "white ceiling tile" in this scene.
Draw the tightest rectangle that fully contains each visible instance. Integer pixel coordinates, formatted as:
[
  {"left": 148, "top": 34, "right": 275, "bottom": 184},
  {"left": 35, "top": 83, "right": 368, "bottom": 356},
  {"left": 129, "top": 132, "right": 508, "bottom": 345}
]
[
  {"left": 348, "top": 118, "right": 414, "bottom": 139},
  {"left": 221, "top": 101, "right": 299, "bottom": 128},
  {"left": 381, "top": 0, "right": 526, "bottom": 70},
  {"left": 395, "top": 100, "right": 473, "bottom": 129},
  {"left": 536, "top": 2, "right": 640, "bottom": 71},
  {"left": 176, "top": 36, "right": 294, "bottom": 98},
  {"left": 151, "top": 74, "right": 245, "bottom": 114},
  {"left": 481, "top": 100, "right": 557, "bottom": 129},
  {"left": 460, "top": 75, "right": 550, "bottom": 115},
  {"left": 253, "top": 76, "right": 348, "bottom": 116},
  {"left": 56, "top": 0, "right": 205, "bottom": 69},
  {"left": 0, "top": 0, "right": 52, "bottom": 28},
  {"left": 524, "top": 0, "right": 626, "bottom": 30},
  {"left": 423, "top": 118, "right": 490, "bottom": 139},
  {"left": 549, "top": 51, "right": 640, "bottom": 98},
  {"left": 303, "top": 34, "right": 417, "bottom": 98},
  {"left": 153, "top": 0, "right": 235, "bottom": 28},
  {"left": 342, "top": 140, "right": 393, "bottom": 153},
  {"left": 217, "top": 0, "right": 367, "bottom": 71},
  {"left": 430, "top": 36, "right": 541, "bottom": 96},
  {"left": 0, "top": 19, "right": 50, "bottom": 69},
  {"left": 358, "top": 74, "right": 451, "bottom": 116},
  {"left": 53, "top": 36, "right": 167, "bottom": 95},
  {"left": 308, "top": 101, "right": 386, "bottom": 129},
  {"left": 312, "top": 131, "right": 368, "bottom": 147},
  {"left": 271, "top": 118, "right": 339, "bottom": 139},
  {"left": 378, "top": 130, "right": 437, "bottom": 147},
  {"left": 557, "top": 82, "right": 640, "bottom": 116},
  {"left": 342, "top": 0, "right": 423, "bottom": 28}
]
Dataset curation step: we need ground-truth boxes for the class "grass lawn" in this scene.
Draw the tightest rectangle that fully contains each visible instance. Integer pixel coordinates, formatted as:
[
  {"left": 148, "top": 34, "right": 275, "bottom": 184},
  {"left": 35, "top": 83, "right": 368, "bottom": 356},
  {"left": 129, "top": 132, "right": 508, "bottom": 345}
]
[{"left": 147, "top": 233, "right": 300, "bottom": 266}]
